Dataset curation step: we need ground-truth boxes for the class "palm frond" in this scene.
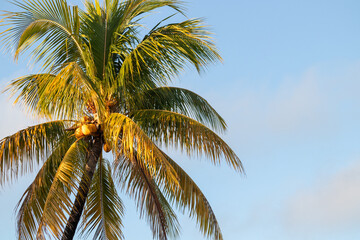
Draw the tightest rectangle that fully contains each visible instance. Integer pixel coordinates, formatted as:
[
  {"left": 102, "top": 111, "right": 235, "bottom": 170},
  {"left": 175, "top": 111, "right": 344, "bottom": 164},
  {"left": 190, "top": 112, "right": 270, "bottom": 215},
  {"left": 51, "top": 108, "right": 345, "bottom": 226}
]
[
  {"left": 0, "top": 0, "right": 83, "bottom": 70},
  {"left": 16, "top": 134, "right": 75, "bottom": 240},
  {"left": 161, "top": 151, "right": 223, "bottom": 240},
  {"left": 118, "top": 18, "right": 220, "bottom": 84},
  {"left": 5, "top": 61, "right": 104, "bottom": 119},
  {"left": 132, "top": 110, "right": 243, "bottom": 172},
  {"left": 103, "top": 113, "right": 179, "bottom": 186},
  {"left": 36, "top": 139, "right": 88, "bottom": 239},
  {"left": 115, "top": 154, "right": 180, "bottom": 240},
  {"left": 133, "top": 86, "right": 227, "bottom": 132},
  {"left": 80, "top": 158, "right": 124, "bottom": 240},
  {"left": 0, "top": 120, "right": 70, "bottom": 186}
]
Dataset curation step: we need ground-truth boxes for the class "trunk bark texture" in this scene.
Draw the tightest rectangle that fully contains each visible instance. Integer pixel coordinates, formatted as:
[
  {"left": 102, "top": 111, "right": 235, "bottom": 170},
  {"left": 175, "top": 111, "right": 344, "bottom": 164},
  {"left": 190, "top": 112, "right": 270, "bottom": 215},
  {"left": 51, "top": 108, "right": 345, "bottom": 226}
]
[{"left": 62, "top": 135, "right": 103, "bottom": 240}]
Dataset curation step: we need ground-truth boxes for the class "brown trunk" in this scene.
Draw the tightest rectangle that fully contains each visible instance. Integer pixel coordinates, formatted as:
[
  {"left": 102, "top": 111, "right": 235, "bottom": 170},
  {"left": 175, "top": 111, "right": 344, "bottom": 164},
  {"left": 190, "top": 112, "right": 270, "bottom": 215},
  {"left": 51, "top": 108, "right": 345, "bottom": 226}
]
[{"left": 61, "top": 136, "right": 103, "bottom": 240}]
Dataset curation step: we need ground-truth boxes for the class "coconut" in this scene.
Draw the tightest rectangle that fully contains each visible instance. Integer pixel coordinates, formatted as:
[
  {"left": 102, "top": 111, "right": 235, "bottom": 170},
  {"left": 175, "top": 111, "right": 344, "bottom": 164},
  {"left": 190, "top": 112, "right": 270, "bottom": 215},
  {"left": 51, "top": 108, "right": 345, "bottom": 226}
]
[
  {"left": 75, "top": 128, "right": 83, "bottom": 139},
  {"left": 82, "top": 124, "right": 97, "bottom": 136},
  {"left": 103, "top": 143, "right": 112, "bottom": 153},
  {"left": 80, "top": 116, "right": 90, "bottom": 124}
]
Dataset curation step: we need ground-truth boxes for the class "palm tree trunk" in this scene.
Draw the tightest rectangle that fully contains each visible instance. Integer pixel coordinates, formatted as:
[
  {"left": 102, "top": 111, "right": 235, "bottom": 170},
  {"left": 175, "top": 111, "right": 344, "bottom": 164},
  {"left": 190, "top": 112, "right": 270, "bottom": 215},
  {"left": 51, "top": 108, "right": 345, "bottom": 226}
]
[{"left": 62, "top": 136, "right": 103, "bottom": 240}]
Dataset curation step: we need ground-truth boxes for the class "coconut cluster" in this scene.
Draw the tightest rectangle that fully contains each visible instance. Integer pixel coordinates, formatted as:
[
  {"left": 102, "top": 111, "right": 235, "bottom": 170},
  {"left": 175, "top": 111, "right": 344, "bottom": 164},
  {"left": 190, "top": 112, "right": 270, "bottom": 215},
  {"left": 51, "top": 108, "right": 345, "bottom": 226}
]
[
  {"left": 74, "top": 116, "right": 112, "bottom": 153},
  {"left": 75, "top": 116, "right": 98, "bottom": 139}
]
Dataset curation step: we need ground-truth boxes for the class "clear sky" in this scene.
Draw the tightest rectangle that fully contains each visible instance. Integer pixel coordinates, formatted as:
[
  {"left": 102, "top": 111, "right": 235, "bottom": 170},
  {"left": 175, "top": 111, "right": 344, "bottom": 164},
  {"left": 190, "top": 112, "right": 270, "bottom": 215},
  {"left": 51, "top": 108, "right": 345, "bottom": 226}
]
[{"left": 1, "top": 0, "right": 360, "bottom": 239}]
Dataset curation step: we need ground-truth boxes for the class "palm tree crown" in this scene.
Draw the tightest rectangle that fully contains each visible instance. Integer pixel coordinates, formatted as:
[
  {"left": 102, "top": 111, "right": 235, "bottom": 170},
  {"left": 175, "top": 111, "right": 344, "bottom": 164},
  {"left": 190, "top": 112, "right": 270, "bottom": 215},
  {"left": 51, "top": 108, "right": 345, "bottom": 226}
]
[{"left": 0, "top": 0, "right": 243, "bottom": 239}]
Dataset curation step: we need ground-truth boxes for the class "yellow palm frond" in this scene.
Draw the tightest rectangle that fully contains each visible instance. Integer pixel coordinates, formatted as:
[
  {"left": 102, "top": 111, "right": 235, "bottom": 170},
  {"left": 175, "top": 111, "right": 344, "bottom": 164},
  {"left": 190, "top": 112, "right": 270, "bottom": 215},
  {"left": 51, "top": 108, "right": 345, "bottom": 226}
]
[
  {"left": 80, "top": 158, "right": 124, "bottom": 240},
  {"left": 103, "top": 113, "right": 179, "bottom": 186},
  {"left": 0, "top": 120, "right": 70, "bottom": 186},
  {"left": 16, "top": 135, "right": 75, "bottom": 240},
  {"left": 132, "top": 110, "right": 243, "bottom": 172},
  {"left": 36, "top": 139, "right": 88, "bottom": 239},
  {"left": 6, "top": 62, "right": 103, "bottom": 119}
]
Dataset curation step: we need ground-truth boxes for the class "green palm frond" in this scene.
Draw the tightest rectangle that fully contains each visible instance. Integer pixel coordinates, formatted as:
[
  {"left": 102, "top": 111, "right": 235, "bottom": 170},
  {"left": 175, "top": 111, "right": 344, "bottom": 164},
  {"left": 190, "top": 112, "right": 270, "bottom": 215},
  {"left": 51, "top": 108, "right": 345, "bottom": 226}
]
[
  {"left": 115, "top": 154, "right": 180, "bottom": 240},
  {"left": 115, "top": 17, "right": 221, "bottom": 110},
  {"left": 5, "top": 63, "right": 99, "bottom": 119},
  {"left": 80, "top": 0, "right": 184, "bottom": 97},
  {"left": 4, "top": 74, "right": 54, "bottom": 116},
  {"left": 80, "top": 158, "right": 124, "bottom": 240},
  {"left": 118, "top": 18, "right": 220, "bottom": 83},
  {"left": 103, "top": 113, "right": 179, "bottom": 185},
  {"left": 132, "top": 110, "right": 243, "bottom": 172},
  {"left": 160, "top": 151, "right": 223, "bottom": 240},
  {"left": 36, "top": 139, "right": 88, "bottom": 239},
  {"left": 16, "top": 134, "right": 75, "bottom": 240},
  {"left": 0, "top": 0, "right": 83, "bottom": 70},
  {"left": 133, "top": 86, "right": 227, "bottom": 132},
  {"left": 0, "top": 120, "right": 69, "bottom": 186}
]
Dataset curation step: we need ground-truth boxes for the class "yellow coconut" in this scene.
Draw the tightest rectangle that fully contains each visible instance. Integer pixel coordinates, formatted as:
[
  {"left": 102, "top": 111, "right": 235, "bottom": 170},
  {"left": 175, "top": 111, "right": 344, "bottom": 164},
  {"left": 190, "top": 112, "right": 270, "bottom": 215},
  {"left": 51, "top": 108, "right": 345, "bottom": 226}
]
[
  {"left": 80, "top": 116, "right": 90, "bottom": 124},
  {"left": 75, "top": 128, "right": 83, "bottom": 139},
  {"left": 103, "top": 143, "right": 112, "bottom": 153},
  {"left": 82, "top": 124, "right": 97, "bottom": 136}
]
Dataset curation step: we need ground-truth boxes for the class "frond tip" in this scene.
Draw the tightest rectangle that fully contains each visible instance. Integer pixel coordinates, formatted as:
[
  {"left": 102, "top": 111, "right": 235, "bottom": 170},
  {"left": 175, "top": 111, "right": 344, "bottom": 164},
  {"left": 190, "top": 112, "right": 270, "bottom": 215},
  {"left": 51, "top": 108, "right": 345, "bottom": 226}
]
[
  {"left": 81, "top": 159, "right": 124, "bottom": 240},
  {"left": 0, "top": 121, "right": 69, "bottom": 186}
]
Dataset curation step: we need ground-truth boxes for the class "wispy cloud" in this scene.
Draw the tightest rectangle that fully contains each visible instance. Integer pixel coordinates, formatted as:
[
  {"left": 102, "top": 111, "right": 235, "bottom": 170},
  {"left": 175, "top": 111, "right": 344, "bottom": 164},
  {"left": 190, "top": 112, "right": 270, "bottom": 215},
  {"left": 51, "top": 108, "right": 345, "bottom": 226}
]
[{"left": 284, "top": 160, "right": 360, "bottom": 233}]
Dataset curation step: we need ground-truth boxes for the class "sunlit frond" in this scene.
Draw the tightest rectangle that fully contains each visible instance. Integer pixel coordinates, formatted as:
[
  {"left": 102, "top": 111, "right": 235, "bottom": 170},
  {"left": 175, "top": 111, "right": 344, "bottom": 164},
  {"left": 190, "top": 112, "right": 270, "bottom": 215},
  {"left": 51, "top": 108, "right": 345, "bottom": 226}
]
[
  {"left": 132, "top": 109, "right": 243, "bottom": 172},
  {"left": 115, "top": 154, "right": 180, "bottom": 240},
  {"left": 0, "top": 121, "right": 70, "bottom": 186},
  {"left": 16, "top": 134, "right": 75, "bottom": 240},
  {"left": 160, "top": 151, "right": 223, "bottom": 240},
  {"left": 133, "top": 86, "right": 227, "bottom": 132},
  {"left": 0, "top": 0, "right": 83, "bottom": 70},
  {"left": 36, "top": 139, "right": 88, "bottom": 239},
  {"left": 103, "top": 113, "right": 179, "bottom": 185},
  {"left": 5, "top": 61, "right": 104, "bottom": 119},
  {"left": 118, "top": 18, "right": 220, "bottom": 85},
  {"left": 81, "top": 158, "right": 124, "bottom": 240}
]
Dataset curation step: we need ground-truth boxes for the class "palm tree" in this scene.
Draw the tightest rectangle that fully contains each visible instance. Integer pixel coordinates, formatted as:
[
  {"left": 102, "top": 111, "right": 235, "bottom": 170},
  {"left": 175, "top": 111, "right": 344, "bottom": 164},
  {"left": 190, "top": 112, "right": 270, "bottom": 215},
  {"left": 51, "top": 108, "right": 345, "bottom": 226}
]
[{"left": 0, "top": 0, "right": 243, "bottom": 239}]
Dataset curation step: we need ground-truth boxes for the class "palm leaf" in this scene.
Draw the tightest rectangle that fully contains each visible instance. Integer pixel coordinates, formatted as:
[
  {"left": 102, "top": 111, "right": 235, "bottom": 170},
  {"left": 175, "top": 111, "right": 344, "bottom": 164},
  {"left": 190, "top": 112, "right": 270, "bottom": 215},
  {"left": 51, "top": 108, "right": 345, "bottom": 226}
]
[
  {"left": 5, "top": 61, "right": 105, "bottom": 119},
  {"left": 103, "top": 113, "right": 179, "bottom": 186},
  {"left": 0, "top": 120, "right": 69, "bottom": 186},
  {"left": 16, "top": 134, "right": 75, "bottom": 240},
  {"left": 133, "top": 86, "right": 227, "bottom": 132},
  {"left": 0, "top": 0, "right": 83, "bottom": 70},
  {"left": 80, "top": 158, "right": 124, "bottom": 240},
  {"left": 117, "top": 18, "right": 220, "bottom": 85},
  {"left": 131, "top": 110, "right": 243, "bottom": 172},
  {"left": 36, "top": 139, "right": 88, "bottom": 239},
  {"left": 160, "top": 151, "right": 223, "bottom": 240},
  {"left": 115, "top": 154, "right": 180, "bottom": 240}
]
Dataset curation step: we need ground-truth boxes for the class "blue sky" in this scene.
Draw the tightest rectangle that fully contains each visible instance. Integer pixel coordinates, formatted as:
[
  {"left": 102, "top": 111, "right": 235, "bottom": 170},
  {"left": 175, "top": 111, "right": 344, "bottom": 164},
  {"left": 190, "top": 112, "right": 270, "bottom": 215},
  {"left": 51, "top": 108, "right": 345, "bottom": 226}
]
[{"left": 1, "top": 0, "right": 360, "bottom": 239}]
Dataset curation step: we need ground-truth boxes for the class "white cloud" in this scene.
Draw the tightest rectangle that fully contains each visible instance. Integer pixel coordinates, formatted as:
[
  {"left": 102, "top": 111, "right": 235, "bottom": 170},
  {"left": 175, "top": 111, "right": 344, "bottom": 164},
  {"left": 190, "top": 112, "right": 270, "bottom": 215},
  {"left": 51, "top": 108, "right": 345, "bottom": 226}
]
[{"left": 284, "top": 161, "right": 360, "bottom": 233}]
